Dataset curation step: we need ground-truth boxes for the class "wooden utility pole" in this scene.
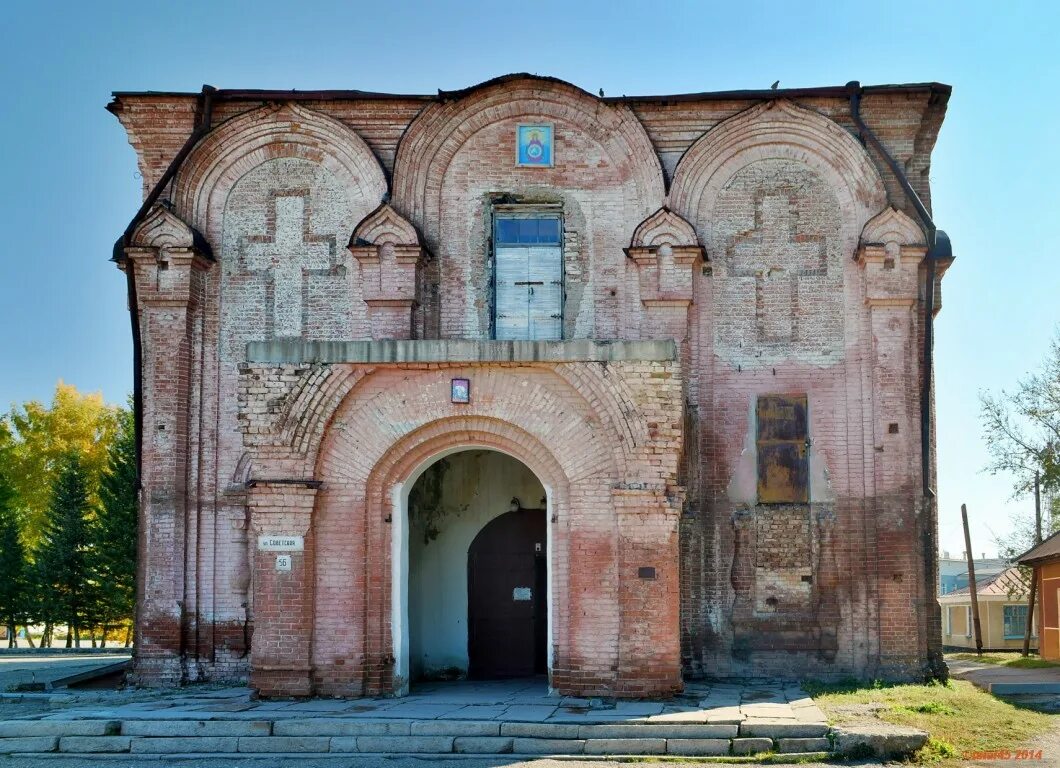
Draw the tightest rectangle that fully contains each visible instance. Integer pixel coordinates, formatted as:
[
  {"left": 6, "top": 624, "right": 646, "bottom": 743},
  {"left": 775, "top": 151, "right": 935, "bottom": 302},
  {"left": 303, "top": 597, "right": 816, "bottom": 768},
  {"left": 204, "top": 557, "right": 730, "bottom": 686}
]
[
  {"left": 962, "top": 504, "right": 983, "bottom": 655},
  {"left": 1023, "top": 473, "right": 1042, "bottom": 656}
]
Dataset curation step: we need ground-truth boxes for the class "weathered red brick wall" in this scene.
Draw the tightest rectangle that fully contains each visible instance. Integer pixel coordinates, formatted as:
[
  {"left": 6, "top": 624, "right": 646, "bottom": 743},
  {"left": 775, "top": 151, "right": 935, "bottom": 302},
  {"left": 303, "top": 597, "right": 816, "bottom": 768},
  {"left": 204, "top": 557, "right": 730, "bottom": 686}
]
[
  {"left": 112, "top": 75, "right": 949, "bottom": 692},
  {"left": 236, "top": 355, "right": 683, "bottom": 697}
]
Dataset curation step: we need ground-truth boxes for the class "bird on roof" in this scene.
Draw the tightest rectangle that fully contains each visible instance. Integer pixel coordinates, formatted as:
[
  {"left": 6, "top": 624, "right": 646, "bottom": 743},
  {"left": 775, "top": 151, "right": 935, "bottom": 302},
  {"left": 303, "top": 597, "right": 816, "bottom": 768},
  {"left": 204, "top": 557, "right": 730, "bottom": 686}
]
[
  {"left": 599, "top": 88, "right": 605, "bottom": 97},
  {"left": 771, "top": 80, "right": 780, "bottom": 90}
]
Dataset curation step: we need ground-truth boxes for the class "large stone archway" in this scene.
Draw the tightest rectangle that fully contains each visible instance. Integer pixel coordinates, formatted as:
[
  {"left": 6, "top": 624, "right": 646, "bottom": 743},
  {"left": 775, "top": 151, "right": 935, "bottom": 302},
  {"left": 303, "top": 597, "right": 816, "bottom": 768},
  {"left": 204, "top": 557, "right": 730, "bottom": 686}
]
[{"left": 239, "top": 340, "right": 686, "bottom": 698}]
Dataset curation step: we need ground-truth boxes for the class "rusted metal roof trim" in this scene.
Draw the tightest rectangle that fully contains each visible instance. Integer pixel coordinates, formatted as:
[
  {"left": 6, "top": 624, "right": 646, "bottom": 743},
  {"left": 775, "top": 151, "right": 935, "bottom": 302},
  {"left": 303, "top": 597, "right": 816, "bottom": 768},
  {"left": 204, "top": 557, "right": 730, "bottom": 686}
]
[{"left": 108, "top": 79, "right": 952, "bottom": 106}]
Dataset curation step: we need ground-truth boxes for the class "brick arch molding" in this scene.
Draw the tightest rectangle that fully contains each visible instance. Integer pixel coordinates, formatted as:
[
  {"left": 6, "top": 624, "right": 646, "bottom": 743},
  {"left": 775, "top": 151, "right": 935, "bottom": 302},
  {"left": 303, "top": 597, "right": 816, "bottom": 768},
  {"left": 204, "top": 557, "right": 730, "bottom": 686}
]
[
  {"left": 171, "top": 103, "right": 388, "bottom": 247},
  {"left": 391, "top": 75, "right": 666, "bottom": 244},
  {"left": 668, "top": 99, "right": 888, "bottom": 248}
]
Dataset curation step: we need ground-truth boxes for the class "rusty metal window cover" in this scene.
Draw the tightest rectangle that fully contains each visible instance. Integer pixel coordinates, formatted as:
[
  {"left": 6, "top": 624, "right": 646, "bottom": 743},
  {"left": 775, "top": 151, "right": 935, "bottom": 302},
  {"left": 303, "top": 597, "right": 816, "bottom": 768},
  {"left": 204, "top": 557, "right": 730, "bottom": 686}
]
[{"left": 756, "top": 394, "right": 809, "bottom": 504}]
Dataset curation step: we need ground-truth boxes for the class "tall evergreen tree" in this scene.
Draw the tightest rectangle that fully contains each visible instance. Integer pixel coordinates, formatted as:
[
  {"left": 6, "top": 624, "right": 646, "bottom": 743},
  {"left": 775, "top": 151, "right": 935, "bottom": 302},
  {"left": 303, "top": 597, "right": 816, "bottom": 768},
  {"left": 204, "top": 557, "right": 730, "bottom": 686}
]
[
  {"left": 36, "top": 452, "right": 93, "bottom": 646},
  {"left": 92, "top": 405, "right": 137, "bottom": 641},
  {"left": 0, "top": 471, "right": 27, "bottom": 647}
]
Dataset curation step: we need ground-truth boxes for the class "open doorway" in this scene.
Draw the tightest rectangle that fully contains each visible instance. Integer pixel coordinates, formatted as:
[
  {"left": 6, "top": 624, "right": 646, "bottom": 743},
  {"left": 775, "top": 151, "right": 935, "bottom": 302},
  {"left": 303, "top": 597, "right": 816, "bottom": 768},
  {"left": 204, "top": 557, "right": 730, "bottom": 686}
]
[{"left": 405, "top": 449, "right": 548, "bottom": 683}]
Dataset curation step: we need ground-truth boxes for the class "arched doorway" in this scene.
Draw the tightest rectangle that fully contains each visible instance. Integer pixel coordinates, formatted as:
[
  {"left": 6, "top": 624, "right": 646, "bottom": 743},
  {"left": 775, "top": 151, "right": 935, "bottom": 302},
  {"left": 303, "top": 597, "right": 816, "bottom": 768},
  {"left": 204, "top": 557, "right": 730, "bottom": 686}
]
[{"left": 405, "top": 449, "right": 548, "bottom": 683}]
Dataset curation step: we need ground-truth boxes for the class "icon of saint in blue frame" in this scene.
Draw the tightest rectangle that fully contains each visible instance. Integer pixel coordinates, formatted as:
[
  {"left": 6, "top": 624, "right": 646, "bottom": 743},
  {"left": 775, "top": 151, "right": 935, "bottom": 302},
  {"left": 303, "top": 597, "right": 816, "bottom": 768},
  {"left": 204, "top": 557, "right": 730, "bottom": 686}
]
[{"left": 517, "top": 124, "right": 553, "bottom": 167}]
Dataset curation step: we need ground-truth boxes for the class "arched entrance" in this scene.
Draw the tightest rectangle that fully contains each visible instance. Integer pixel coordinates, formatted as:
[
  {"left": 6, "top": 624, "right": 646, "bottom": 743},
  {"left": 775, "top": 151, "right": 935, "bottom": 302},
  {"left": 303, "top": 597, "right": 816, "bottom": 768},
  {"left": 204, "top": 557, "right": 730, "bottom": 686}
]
[{"left": 405, "top": 450, "right": 548, "bottom": 683}]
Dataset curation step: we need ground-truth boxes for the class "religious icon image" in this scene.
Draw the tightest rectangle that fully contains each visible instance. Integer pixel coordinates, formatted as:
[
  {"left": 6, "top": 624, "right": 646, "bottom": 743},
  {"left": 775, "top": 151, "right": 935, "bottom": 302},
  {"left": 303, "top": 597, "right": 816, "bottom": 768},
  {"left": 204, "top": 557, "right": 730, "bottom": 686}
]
[
  {"left": 451, "top": 377, "right": 470, "bottom": 403},
  {"left": 517, "top": 124, "right": 553, "bottom": 166}
]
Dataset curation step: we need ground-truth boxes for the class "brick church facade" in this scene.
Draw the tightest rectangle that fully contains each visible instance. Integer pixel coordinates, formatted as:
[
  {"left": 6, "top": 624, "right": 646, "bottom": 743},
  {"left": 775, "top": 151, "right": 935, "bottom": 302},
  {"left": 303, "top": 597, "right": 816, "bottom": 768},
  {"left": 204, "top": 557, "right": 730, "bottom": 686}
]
[{"left": 109, "top": 75, "right": 953, "bottom": 697}]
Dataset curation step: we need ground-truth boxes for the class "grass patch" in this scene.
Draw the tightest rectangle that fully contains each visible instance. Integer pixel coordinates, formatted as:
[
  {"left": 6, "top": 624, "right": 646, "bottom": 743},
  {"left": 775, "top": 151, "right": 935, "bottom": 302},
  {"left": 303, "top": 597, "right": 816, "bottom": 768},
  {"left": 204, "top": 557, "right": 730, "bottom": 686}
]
[
  {"left": 947, "top": 652, "right": 1060, "bottom": 668},
  {"left": 807, "top": 678, "right": 1053, "bottom": 764}
]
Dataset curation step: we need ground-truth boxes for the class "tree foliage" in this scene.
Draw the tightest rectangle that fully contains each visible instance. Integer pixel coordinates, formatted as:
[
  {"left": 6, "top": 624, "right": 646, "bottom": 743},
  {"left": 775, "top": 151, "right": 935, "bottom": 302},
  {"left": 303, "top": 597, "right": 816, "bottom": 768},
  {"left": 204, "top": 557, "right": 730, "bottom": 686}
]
[
  {"left": 92, "top": 404, "right": 138, "bottom": 629},
  {"left": 980, "top": 332, "right": 1060, "bottom": 497},
  {"left": 1, "top": 382, "right": 119, "bottom": 549},
  {"left": 981, "top": 331, "right": 1060, "bottom": 557},
  {"left": 0, "top": 469, "right": 27, "bottom": 644},
  {"left": 34, "top": 453, "right": 95, "bottom": 642}
]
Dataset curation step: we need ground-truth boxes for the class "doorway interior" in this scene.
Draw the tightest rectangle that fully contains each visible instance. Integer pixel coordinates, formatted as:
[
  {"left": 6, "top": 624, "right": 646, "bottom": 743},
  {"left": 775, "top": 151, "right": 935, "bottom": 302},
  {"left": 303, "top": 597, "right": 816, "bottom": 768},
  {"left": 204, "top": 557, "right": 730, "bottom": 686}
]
[{"left": 401, "top": 449, "right": 549, "bottom": 685}]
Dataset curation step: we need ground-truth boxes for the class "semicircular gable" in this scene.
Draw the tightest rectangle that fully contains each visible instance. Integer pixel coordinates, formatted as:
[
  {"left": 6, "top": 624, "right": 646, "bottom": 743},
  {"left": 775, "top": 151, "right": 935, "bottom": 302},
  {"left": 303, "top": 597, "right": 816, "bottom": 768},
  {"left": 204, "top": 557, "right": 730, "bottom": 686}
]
[
  {"left": 669, "top": 100, "right": 886, "bottom": 245},
  {"left": 391, "top": 76, "right": 665, "bottom": 239},
  {"left": 172, "top": 103, "right": 388, "bottom": 245}
]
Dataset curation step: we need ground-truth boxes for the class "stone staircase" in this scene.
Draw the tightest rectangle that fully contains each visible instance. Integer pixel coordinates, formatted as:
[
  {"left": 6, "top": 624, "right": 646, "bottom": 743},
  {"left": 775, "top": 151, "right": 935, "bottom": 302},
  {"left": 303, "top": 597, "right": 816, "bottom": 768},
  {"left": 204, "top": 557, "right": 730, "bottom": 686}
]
[{"left": 0, "top": 716, "right": 833, "bottom": 757}]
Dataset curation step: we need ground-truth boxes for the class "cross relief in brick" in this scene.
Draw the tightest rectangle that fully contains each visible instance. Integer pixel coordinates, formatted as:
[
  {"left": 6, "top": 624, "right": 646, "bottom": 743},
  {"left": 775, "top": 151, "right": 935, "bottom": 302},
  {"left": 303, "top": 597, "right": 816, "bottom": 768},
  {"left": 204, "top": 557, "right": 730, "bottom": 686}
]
[
  {"left": 241, "top": 190, "right": 336, "bottom": 338},
  {"left": 727, "top": 193, "right": 826, "bottom": 343}
]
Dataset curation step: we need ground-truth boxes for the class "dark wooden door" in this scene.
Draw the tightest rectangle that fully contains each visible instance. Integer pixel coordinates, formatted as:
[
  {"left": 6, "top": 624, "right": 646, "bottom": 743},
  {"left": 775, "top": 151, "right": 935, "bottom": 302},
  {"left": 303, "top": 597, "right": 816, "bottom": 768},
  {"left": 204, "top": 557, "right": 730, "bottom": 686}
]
[{"left": 467, "top": 509, "right": 547, "bottom": 678}]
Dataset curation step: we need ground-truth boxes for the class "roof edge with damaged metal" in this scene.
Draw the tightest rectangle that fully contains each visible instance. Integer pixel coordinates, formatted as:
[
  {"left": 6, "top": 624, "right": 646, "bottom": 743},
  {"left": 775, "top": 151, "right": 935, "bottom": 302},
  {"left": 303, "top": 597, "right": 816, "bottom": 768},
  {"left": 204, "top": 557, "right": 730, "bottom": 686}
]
[
  {"left": 1017, "top": 527, "right": 1060, "bottom": 565},
  {"left": 108, "top": 76, "right": 952, "bottom": 106}
]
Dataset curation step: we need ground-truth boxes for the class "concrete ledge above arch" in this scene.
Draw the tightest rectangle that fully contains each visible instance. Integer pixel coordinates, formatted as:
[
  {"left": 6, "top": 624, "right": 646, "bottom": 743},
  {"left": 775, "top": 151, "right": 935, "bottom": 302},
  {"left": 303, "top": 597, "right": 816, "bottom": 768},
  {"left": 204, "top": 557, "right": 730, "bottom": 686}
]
[{"left": 246, "top": 338, "right": 678, "bottom": 364}]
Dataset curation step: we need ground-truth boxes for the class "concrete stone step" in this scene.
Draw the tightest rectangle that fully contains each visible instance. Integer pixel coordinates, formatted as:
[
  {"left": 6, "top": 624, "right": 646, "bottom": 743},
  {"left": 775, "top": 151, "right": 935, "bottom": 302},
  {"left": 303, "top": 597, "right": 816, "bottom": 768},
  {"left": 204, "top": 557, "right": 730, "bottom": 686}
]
[{"left": 0, "top": 717, "right": 837, "bottom": 757}]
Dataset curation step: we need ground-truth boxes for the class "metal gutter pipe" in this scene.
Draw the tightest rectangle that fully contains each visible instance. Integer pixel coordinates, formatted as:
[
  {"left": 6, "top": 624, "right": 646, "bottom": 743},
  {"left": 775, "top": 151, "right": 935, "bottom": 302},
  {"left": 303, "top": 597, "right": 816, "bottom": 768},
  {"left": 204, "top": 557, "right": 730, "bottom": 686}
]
[{"left": 847, "top": 80, "right": 944, "bottom": 499}]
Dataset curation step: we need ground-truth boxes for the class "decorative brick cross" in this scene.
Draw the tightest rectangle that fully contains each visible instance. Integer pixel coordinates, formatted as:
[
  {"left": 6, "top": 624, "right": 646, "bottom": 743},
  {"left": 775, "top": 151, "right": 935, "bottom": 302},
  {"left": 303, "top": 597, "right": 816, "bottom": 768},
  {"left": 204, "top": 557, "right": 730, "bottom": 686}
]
[
  {"left": 243, "top": 192, "right": 333, "bottom": 338},
  {"left": 728, "top": 194, "right": 826, "bottom": 342}
]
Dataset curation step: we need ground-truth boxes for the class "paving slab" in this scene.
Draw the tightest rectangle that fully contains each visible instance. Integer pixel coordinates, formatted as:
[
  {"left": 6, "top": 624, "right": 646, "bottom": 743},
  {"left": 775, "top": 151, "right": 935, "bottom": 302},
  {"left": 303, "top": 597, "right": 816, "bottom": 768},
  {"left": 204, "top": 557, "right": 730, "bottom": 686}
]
[
  {"left": 613, "top": 701, "right": 664, "bottom": 715},
  {"left": 370, "top": 703, "right": 465, "bottom": 719},
  {"left": 274, "top": 719, "right": 410, "bottom": 736},
  {"left": 444, "top": 704, "right": 509, "bottom": 720},
  {"left": 666, "top": 737, "right": 730, "bottom": 755},
  {"left": 778, "top": 736, "right": 831, "bottom": 752},
  {"left": 120, "top": 719, "right": 270, "bottom": 737},
  {"left": 733, "top": 736, "right": 773, "bottom": 754},
  {"left": 453, "top": 735, "right": 514, "bottom": 753},
  {"left": 512, "top": 737, "right": 585, "bottom": 754},
  {"left": 740, "top": 702, "right": 797, "bottom": 718},
  {"left": 0, "top": 720, "right": 118, "bottom": 737},
  {"left": 236, "top": 736, "right": 330, "bottom": 752},
  {"left": 500, "top": 704, "right": 556, "bottom": 721},
  {"left": 585, "top": 737, "right": 666, "bottom": 754},
  {"left": 411, "top": 719, "right": 499, "bottom": 736},
  {"left": 0, "top": 736, "right": 58, "bottom": 753},
  {"left": 129, "top": 736, "right": 240, "bottom": 753},
  {"left": 578, "top": 723, "right": 737, "bottom": 739},
  {"left": 704, "top": 706, "right": 745, "bottom": 723},
  {"left": 353, "top": 735, "right": 454, "bottom": 753},
  {"left": 740, "top": 718, "right": 829, "bottom": 738},
  {"left": 58, "top": 735, "right": 132, "bottom": 752},
  {"left": 501, "top": 722, "right": 580, "bottom": 738}
]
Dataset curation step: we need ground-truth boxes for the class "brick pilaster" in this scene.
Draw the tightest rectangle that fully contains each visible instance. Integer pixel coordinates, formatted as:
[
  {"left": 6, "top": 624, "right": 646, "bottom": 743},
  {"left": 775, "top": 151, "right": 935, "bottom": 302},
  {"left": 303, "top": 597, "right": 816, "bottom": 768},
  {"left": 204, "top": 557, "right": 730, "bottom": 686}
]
[
  {"left": 247, "top": 481, "right": 317, "bottom": 697},
  {"left": 124, "top": 241, "right": 211, "bottom": 685}
]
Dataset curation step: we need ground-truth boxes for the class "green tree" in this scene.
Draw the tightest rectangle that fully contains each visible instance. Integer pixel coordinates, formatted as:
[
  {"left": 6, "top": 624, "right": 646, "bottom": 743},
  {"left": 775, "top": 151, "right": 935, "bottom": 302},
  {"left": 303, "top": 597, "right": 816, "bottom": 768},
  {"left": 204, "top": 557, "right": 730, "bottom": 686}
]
[
  {"left": 2, "top": 382, "right": 119, "bottom": 549},
  {"left": 981, "top": 331, "right": 1060, "bottom": 559},
  {"left": 0, "top": 470, "right": 27, "bottom": 647},
  {"left": 36, "top": 453, "right": 94, "bottom": 647},
  {"left": 91, "top": 404, "right": 137, "bottom": 644}
]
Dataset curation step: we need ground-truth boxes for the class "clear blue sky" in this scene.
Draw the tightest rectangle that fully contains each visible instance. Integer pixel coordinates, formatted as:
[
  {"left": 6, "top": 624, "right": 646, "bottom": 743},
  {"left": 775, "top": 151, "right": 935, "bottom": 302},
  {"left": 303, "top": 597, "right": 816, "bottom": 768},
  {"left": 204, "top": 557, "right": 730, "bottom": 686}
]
[{"left": 2, "top": 1, "right": 1057, "bottom": 556}]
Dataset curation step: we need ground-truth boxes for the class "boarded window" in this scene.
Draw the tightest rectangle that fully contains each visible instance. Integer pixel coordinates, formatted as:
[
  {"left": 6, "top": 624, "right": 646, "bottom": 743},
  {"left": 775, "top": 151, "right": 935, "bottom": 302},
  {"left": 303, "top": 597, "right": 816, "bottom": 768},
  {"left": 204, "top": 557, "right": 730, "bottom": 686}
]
[
  {"left": 494, "top": 215, "right": 562, "bottom": 340},
  {"left": 756, "top": 394, "right": 809, "bottom": 504}
]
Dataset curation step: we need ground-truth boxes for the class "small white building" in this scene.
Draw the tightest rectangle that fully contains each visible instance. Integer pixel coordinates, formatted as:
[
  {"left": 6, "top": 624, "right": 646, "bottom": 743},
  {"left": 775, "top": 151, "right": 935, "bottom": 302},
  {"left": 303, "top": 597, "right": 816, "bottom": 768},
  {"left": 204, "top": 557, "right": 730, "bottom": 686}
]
[{"left": 939, "top": 567, "right": 1037, "bottom": 651}]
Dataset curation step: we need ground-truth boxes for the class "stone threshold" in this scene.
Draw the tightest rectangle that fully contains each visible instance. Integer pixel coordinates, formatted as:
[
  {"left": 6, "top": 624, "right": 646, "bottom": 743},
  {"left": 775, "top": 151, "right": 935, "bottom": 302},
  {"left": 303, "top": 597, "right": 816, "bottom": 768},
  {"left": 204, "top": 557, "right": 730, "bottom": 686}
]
[{"left": 246, "top": 339, "right": 678, "bottom": 365}]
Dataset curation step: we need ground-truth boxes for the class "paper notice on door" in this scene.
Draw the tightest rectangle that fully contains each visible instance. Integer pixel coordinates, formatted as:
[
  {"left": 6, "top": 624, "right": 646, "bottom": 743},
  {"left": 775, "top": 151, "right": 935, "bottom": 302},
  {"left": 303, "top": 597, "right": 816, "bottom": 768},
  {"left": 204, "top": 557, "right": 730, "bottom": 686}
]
[{"left": 512, "top": 587, "right": 532, "bottom": 601}]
